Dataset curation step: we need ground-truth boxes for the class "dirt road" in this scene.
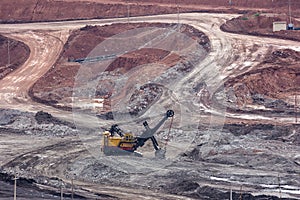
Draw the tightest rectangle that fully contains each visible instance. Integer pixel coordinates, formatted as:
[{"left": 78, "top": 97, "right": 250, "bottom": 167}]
[
  {"left": 0, "top": 30, "right": 71, "bottom": 114},
  {"left": 1, "top": 13, "right": 300, "bottom": 199},
  {"left": 1, "top": 13, "right": 299, "bottom": 125}
]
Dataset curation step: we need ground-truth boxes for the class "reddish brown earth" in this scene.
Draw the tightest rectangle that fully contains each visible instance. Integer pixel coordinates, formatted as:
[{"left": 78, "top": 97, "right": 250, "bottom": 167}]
[
  {"left": 0, "top": 0, "right": 190, "bottom": 23},
  {"left": 0, "top": 35, "right": 30, "bottom": 79},
  {"left": 217, "top": 13, "right": 300, "bottom": 114},
  {"left": 1, "top": 0, "right": 300, "bottom": 23},
  {"left": 24, "top": 15, "right": 300, "bottom": 117},
  {"left": 29, "top": 23, "right": 209, "bottom": 110},
  {"left": 1, "top": 1, "right": 299, "bottom": 117},
  {"left": 1, "top": 4, "right": 300, "bottom": 199},
  {"left": 221, "top": 13, "right": 300, "bottom": 41},
  {"left": 224, "top": 49, "right": 300, "bottom": 111}
]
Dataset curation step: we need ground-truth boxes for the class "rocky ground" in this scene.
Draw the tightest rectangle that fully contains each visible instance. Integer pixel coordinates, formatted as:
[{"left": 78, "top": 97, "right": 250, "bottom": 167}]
[
  {"left": 220, "top": 48, "right": 300, "bottom": 116},
  {"left": 29, "top": 22, "right": 210, "bottom": 113},
  {"left": 0, "top": 109, "right": 77, "bottom": 137},
  {"left": 1, "top": 1, "right": 300, "bottom": 199},
  {"left": 216, "top": 13, "right": 300, "bottom": 118},
  {"left": 0, "top": 109, "right": 299, "bottom": 199}
]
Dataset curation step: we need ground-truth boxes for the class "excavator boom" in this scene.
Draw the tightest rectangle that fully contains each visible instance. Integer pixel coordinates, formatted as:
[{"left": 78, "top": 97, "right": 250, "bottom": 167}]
[
  {"left": 102, "top": 110, "right": 174, "bottom": 158},
  {"left": 139, "top": 110, "right": 174, "bottom": 139}
]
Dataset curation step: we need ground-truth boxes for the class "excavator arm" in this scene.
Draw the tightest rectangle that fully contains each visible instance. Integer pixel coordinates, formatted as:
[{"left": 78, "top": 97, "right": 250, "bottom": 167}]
[
  {"left": 139, "top": 110, "right": 174, "bottom": 138},
  {"left": 135, "top": 110, "right": 174, "bottom": 158}
]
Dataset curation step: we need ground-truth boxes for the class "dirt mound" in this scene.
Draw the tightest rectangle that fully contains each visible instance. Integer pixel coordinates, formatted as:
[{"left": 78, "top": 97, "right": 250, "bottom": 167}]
[
  {"left": 221, "top": 13, "right": 300, "bottom": 41},
  {"left": 0, "top": 109, "right": 77, "bottom": 137},
  {"left": 128, "top": 83, "right": 163, "bottom": 115},
  {"left": 30, "top": 23, "right": 210, "bottom": 112},
  {"left": 222, "top": 49, "right": 300, "bottom": 114},
  {"left": 0, "top": 35, "right": 30, "bottom": 79},
  {"left": 221, "top": 18, "right": 300, "bottom": 116},
  {"left": 107, "top": 48, "right": 172, "bottom": 72},
  {"left": 35, "top": 110, "right": 74, "bottom": 127}
]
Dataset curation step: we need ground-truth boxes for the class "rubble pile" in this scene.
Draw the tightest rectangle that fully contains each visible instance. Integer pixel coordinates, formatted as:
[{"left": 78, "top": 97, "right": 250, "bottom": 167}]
[
  {"left": 30, "top": 23, "right": 210, "bottom": 112},
  {"left": 128, "top": 83, "right": 163, "bottom": 115},
  {"left": 0, "top": 109, "right": 77, "bottom": 137},
  {"left": 222, "top": 48, "right": 300, "bottom": 115}
]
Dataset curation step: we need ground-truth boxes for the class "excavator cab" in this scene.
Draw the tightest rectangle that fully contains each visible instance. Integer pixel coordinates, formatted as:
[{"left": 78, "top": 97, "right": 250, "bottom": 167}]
[
  {"left": 102, "top": 126, "right": 137, "bottom": 155},
  {"left": 101, "top": 110, "right": 174, "bottom": 158}
]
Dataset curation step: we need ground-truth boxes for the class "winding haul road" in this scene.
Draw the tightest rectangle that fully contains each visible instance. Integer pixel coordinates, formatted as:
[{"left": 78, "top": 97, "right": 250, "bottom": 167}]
[
  {"left": 1, "top": 13, "right": 300, "bottom": 199},
  {"left": 0, "top": 13, "right": 299, "bottom": 126}
]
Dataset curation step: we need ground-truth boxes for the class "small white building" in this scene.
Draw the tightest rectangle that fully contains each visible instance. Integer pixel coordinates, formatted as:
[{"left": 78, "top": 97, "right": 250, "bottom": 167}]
[{"left": 273, "top": 21, "right": 287, "bottom": 32}]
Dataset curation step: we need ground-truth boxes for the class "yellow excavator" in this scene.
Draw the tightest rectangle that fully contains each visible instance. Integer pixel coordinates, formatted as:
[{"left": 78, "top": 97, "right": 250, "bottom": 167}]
[{"left": 101, "top": 110, "right": 174, "bottom": 159}]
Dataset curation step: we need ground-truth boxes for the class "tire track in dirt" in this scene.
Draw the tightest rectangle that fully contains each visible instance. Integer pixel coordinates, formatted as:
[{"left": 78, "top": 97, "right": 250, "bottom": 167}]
[
  {"left": 1, "top": 13, "right": 299, "bottom": 126},
  {"left": 1, "top": 13, "right": 300, "bottom": 199},
  {"left": 3, "top": 139, "right": 85, "bottom": 175},
  {"left": 159, "top": 14, "right": 300, "bottom": 125},
  {"left": 0, "top": 30, "right": 75, "bottom": 119},
  {"left": 0, "top": 30, "right": 68, "bottom": 102}
]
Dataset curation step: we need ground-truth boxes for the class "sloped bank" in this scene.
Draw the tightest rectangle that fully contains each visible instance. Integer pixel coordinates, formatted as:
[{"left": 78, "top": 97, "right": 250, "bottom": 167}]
[
  {"left": 29, "top": 23, "right": 210, "bottom": 114},
  {"left": 0, "top": 35, "right": 30, "bottom": 79},
  {"left": 221, "top": 13, "right": 300, "bottom": 41}
]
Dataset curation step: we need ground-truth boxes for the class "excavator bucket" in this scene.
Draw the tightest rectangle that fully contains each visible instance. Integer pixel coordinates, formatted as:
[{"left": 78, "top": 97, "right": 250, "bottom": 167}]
[{"left": 155, "top": 148, "right": 166, "bottom": 159}]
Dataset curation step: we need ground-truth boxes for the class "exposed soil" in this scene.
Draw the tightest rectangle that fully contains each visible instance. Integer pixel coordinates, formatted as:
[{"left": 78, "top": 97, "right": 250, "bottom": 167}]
[
  {"left": 1, "top": 2, "right": 300, "bottom": 199},
  {"left": 29, "top": 23, "right": 210, "bottom": 112},
  {"left": 0, "top": 108, "right": 299, "bottom": 199},
  {"left": 0, "top": 35, "right": 30, "bottom": 79},
  {"left": 221, "top": 13, "right": 300, "bottom": 41},
  {"left": 0, "top": 0, "right": 191, "bottom": 23},
  {"left": 1, "top": 0, "right": 300, "bottom": 23},
  {"left": 0, "top": 172, "right": 99, "bottom": 200},
  {"left": 163, "top": 181, "right": 291, "bottom": 200},
  {"left": 222, "top": 49, "right": 300, "bottom": 113},
  {"left": 204, "top": 13, "right": 300, "bottom": 116}
]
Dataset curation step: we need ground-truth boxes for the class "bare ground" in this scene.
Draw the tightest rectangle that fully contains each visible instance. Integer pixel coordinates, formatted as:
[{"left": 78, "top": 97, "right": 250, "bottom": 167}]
[
  {"left": 1, "top": 0, "right": 300, "bottom": 23},
  {"left": 0, "top": 2, "right": 300, "bottom": 199},
  {"left": 29, "top": 22, "right": 209, "bottom": 112},
  {"left": 0, "top": 35, "right": 30, "bottom": 79}
]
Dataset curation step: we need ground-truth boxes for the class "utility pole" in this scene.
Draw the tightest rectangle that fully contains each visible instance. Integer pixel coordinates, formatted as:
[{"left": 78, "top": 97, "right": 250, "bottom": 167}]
[
  {"left": 295, "top": 94, "right": 298, "bottom": 123},
  {"left": 239, "top": 185, "right": 243, "bottom": 200},
  {"left": 7, "top": 39, "right": 10, "bottom": 66},
  {"left": 13, "top": 175, "right": 18, "bottom": 200},
  {"left": 289, "top": 0, "right": 292, "bottom": 24},
  {"left": 278, "top": 174, "right": 282, "bottom": 199},
  {"left": 176, "top": 0, "right": 180, "bottom": 24},
  {"left": 127, "top": 0, "right": 130, "bottom": 24},
  {"left": 60, "top": 181, "right": 64, "bottom": 200},
  {"left": 71, "top": 178, "right": 74, "bottom": 200}
]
